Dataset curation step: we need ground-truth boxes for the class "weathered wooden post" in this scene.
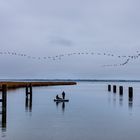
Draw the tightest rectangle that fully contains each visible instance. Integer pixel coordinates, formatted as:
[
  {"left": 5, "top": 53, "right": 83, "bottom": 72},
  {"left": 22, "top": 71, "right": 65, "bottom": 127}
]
[
  {"left": 25, "top": 84, "right": 32, "bottom": 111},
  {"left": 119, "top": 86, "right": 123, "bottom": 95},
  {"left": 1, "top": 84, "right": 7, "bottom": 129},
  {"left": 108, "top": 85, "right": 111, "bottom": 92},
  {"left": 128, "top": 87, "right": 133, "bottom": 99},
  {"left": 2, "top": 84, "right": 7, "bottom": 109},
  {"left": 29, "top": 83, "right": 32, "bottom": 93},
  {"left": 26, "top": 85, "right": 28, "bottom": 98},
  {"left": 29, "top": 83, "right": 32, "bottom": 99},
  {"left": 25, "top": 84, "right": 32, "bottom": 99},
  {"left": 113, "top": 85, "right": 117, "bottom": 93},
  {"left": 128, "top": 87, "right": 133, "bottom": 108}
]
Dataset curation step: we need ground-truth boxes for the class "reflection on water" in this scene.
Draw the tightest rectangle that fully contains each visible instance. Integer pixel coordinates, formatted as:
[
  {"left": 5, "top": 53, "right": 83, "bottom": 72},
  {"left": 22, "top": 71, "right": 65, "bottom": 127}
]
[
  {"left": 119, "top": 95, "right": 123, "bottom": 107},
  {"left": 55, "top": 101, "right": 66, "bottom": 112},
  {"left": 107, "top": 85, "right": 134, "bottom": 110},
  {"left": 109, "top": 89, "right": 134, "bottom": 110},
  {"left": 62, "top": 102, "right": 65, "bottom": 112},
  {"left": 1, "top": 82, "right": 140, "bottom": 140},
  {"left": 0, "top": 105, "right": 7, "bottom": 138},
  {"left": 25, "top": 97, "right": 32, "bottom": 112},
  {"left": 113, "top": 93, "right": 116, "bottom": 107},
  {"left": 1, "top": 109, "right": 6, "bottom": 130},
  {"left": 128, "top": 98, "right": 133, "bottom": 109}
]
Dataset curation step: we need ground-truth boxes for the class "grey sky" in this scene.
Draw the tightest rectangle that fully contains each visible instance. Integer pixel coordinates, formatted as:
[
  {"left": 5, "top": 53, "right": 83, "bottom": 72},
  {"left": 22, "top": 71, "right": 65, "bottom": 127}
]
[{"left": 0, "top": 0, "right": 140, "bottom": 79}]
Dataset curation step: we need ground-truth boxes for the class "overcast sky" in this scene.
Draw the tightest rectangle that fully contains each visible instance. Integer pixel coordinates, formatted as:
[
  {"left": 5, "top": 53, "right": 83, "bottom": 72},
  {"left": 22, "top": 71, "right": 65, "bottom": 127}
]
[{"left": 0, "top": 0, "right": 140, "bottom": 79}]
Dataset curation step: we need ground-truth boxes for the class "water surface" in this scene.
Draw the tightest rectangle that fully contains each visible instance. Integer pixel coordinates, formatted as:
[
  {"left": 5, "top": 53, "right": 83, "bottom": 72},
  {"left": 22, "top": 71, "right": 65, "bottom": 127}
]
[{"left": 0, "top": 82, "right": 140, "bottom": 140}]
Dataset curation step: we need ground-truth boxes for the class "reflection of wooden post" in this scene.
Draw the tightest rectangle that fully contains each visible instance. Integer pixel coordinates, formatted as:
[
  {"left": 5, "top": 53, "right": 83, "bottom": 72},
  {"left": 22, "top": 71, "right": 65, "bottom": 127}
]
[
  {"left": 119, "top": 86, "right": 123, "bottom": 95},
  {"left": 113, "top": 85, "right": 117, "bottom": 93},
  {"left": 29, "top": 97, "right": 32, "bottom": 111},
  {"left": 128, "top": 87, "right": 133, "bottom": 99},
  {"left": 108, "top": 85, "right": 111, "bottom": 91},
  {"left": 2, "top": 107, "right": 6, "bottom": 129},
  {"left": 25, "top": 97, "right": 28, "bottom": 106}
]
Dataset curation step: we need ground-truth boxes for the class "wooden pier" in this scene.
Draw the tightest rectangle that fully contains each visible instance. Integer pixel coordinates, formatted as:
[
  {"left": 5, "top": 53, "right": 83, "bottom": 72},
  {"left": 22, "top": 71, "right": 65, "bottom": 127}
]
[{"left": 0, "top": 81, "right": 76, "bottom": 130}]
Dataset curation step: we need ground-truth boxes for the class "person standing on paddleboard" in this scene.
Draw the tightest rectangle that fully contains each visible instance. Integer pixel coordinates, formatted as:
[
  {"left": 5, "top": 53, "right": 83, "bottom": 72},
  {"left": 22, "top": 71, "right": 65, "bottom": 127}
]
[{"left": 62, "top": 91, "right": 65, "bottom": 99}]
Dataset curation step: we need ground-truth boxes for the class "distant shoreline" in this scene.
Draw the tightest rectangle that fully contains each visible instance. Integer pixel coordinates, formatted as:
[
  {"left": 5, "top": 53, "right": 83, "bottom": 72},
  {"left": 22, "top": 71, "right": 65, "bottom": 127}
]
[
  {"left": 0, "top": 81, "right": 77, "bottom": 90},
  {"left": 0, "top": 79, "right": 140, "bottom": 83}
]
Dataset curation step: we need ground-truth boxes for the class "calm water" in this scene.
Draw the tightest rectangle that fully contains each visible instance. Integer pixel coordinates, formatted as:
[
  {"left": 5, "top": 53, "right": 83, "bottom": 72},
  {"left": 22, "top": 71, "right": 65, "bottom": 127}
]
[{"left": 1, "top": 82, "right": 140, "bottom": 140}]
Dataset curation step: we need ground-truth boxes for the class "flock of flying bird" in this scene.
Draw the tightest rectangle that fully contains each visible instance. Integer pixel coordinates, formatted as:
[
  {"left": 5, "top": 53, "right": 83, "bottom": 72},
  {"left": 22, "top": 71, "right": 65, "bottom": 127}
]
[{"left": 0, "top": 50, "right": 139, "bottom": 67}]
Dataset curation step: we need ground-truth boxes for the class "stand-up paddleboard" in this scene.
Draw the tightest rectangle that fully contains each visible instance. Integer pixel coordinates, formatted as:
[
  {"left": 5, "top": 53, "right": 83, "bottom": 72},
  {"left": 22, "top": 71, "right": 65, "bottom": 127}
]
[{"left": 54, "top": 99, "right": 69, "bottom": 102}]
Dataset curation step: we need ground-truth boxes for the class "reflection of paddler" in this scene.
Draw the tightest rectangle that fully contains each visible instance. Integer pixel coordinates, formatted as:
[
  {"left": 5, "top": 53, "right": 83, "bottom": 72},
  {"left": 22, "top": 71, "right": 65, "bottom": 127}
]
[
  {"left": 62, "top": 102, "right": 65, "bottom": 112},
  {"left": 62, "top": 91, "right": 65, "bottom": 99}
]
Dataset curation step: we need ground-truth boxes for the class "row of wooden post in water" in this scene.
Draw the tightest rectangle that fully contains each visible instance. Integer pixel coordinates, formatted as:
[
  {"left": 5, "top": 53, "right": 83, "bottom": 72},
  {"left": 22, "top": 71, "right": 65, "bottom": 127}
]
[
  {"left": 108, "top": 84, "right": 133, "bottom": 99},
  {"left": 0, "top": 84, "right": 33, "bottom": 130}
]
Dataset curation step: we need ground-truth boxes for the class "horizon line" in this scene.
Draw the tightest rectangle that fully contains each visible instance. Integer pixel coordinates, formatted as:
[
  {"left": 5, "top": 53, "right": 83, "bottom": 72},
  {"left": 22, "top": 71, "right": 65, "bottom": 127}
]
[{"left": 0, "top": 79, "right": 140, "bottom": 82}]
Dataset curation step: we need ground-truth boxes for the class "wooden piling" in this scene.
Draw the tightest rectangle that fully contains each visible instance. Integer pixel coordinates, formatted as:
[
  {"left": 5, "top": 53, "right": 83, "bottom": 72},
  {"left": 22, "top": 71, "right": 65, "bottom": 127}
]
[
  {"left": 0, "top": 85, "right": 7, "bottom": 129},
  {"left": 25, "top": 84, "right": 32, "bottom": 99},
  {"left": 25, "top": 84, "right": 32, "bottom": 111},
  {"left": 29, "top": 84, "right": 32, "bottom": 99},
  {"left": 2, "top": 84, "right": 7, "bottom": 109},
  {"left": 119, "top": 86, "right": 123, "bottom": 95},
  {"left": 128, "top": 87, "right": 133, "bottom": 108},
  {"left": 113, "top": 85, "right": 117, "bottom": 93},
  {"left": 29, "top": 84, "right": 32, "bottom": 94},
  {"left": 128, "top": 87, "right": 133, "bottom": 99},
  {"left": 108, "top": 85, "right": 111, "bottom": 91},
  {"left": 26, "top": 86, "right": 28, "bottom": 97}
]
